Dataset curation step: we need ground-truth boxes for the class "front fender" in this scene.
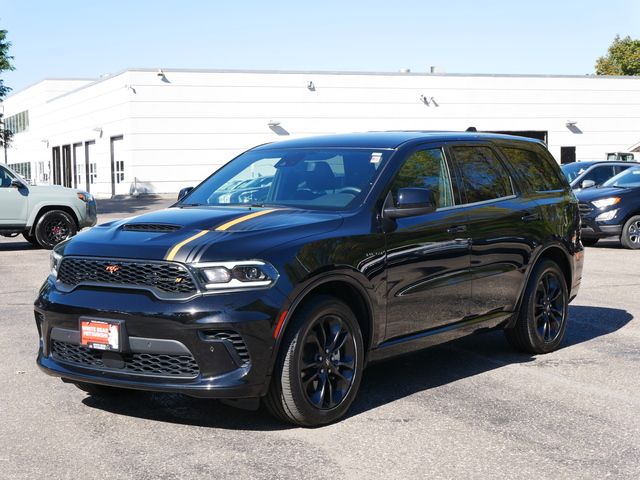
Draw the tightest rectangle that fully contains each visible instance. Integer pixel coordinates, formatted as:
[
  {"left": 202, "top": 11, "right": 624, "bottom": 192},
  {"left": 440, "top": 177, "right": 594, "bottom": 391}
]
[{"left": 26, "top": 200, "right": 84, "bottom": 229}]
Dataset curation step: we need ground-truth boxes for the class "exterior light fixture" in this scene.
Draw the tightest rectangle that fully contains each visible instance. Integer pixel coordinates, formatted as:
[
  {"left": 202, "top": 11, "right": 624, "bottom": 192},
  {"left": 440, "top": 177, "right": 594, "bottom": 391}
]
[
  {"left": 267, "top": 120, "right": 281, "bottom": 127},
  {"left": 566, "top": 120, "right": 578, "bottom": 127},
  {"left": 307, "top": 81, "right": 315, "bottom": 91}
]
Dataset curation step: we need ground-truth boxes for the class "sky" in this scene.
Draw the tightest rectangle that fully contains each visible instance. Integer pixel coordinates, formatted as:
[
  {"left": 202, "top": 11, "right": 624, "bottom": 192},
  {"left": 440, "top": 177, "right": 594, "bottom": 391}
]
[{"left": 2, "top": 0, "right": 640, "bottom": 94}]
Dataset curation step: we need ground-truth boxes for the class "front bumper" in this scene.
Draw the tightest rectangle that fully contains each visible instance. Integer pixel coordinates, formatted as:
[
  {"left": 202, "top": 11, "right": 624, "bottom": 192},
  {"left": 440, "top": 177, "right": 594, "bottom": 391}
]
[
  {"left": 580, "top": 216, "right": 622, "bottom": 239},
  {"left": 81, "top": 200, "right": 98, "bottom": 228},
  {"left": 35, "top": 277, "right": 287, "bottom": 398}
]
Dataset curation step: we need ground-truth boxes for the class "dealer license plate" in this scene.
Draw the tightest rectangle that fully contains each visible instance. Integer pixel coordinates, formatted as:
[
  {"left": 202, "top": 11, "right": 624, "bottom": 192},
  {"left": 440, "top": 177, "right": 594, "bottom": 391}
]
[{"left": 80, "top": 319, "right": 121, "bottom": 351}]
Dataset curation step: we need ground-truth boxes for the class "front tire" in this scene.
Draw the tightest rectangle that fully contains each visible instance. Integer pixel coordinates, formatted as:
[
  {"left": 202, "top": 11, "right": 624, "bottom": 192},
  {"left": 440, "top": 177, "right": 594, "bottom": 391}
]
[
  {"left": 265, "top": 295, "right": 364, "bottom": 427},
  {"left": 34, "top": 210, "right": 77, "bottom": 249},
  {"left": 620, "top": 215, "right": 640, "bottom": 250},
  {"left": 505, "top": 259, "right": 568, "bottom": 354}
]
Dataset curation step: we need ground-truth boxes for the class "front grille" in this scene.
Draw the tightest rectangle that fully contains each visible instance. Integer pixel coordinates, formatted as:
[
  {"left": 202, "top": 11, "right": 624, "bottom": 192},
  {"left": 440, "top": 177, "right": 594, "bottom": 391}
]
[
  {"left": 202, "top": 330, "right": 251, "bottom": 366},
  {"left": 57, "top": 257, "right": 197, "bottom": 297},
  {"left": 579, "top": 203, "right": 594, "bottom": 215},
  {"left": 122, "top": 223, "right": 182, "bottom": 232},
  {"left": 51, "top": 340, "right": 200, "bottom": 378}
]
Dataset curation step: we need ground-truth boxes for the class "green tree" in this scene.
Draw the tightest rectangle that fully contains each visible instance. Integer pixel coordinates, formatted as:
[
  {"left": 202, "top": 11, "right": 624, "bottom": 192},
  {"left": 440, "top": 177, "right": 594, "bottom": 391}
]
[
  {"left": 0, "top": 28, "right": 14, "bottom": 163},
  {"left": 0, "top": 28, "right": 14, "bottom": 99},
  {"left": 595, "top": 35, "right": 640, "bottom": 76}
]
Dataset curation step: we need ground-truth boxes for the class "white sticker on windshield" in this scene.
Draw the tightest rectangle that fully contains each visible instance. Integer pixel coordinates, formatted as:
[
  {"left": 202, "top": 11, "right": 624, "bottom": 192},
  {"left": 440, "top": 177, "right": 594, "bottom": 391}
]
[{"left": 371, "top": 152, "right": 383, "bottom": 164}]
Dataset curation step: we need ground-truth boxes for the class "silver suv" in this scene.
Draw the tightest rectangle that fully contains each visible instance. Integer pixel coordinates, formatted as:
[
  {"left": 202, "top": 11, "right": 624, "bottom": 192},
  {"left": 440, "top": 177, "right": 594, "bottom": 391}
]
[{"left": 0, "top": 164, "right": 97, "bottom": 249}]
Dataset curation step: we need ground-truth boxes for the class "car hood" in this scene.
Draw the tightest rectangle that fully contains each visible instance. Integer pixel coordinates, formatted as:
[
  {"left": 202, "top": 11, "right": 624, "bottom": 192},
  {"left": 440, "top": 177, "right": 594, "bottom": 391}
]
[
  {"left": 61, "top": 206, "right": 344, "bottom": 262},
  {"left": 575, "top": 186, "right": 635, "bottom": 202},
  {"left": 27, "top": 184, "right": 84, "bottom": 197}
]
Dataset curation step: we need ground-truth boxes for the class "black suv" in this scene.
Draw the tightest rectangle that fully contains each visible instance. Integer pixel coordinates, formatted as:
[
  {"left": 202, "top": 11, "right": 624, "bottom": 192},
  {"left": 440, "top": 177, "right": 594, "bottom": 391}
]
[
  {"left": 35, "top": 132, "right": 583, "bottom": 426},
  {"left": 576, "top": 166, "right": 640, "bottom": 248}
]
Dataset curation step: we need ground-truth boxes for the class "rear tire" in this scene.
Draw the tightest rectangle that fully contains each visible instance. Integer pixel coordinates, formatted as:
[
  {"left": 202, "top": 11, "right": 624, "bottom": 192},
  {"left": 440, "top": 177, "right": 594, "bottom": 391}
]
[
  {"left": 620, "top": 215, "right": 640, "bottom": 250},
  {"left": 73, "top": 382, "right": 131, "bottom": 397},
  {"left": 581, "top": 238, "right": 599, "bottom": 247},
  {"left": 505, "top": 259, "right": 568, "bottom": 354},
  {"left": 265, "top": 295, "right": 364, "bottom": 427},
  {"left": 34, "top": 210, "right": 77, "bottom": 249}
]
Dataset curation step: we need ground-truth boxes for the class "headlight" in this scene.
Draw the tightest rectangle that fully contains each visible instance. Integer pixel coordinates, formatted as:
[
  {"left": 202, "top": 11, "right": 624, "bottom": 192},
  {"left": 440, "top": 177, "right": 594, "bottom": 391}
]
[
  {"left": 592, "top": 197, "right": 620, "bottom": 209},
  {"left": 192, "top": 261, "right": 278, "bottom": 291},
  {"left": 77, "top": 191, "right": 94, "bottom": 202},
  {"left": 50, "top": 250, "right": 63, "bottom": 278},
  {"left": 595, "top": 209, "right": 619, "bottom": 222}
]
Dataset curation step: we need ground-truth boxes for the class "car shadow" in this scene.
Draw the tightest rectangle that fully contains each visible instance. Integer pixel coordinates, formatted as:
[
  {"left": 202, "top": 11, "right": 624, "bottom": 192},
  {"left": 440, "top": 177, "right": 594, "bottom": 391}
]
[
  {"left": 80, "top": 304, "right": 632, "bottom": 430},
  {"left": 0, "top": 240, "right": 39, "bottom": 251}
]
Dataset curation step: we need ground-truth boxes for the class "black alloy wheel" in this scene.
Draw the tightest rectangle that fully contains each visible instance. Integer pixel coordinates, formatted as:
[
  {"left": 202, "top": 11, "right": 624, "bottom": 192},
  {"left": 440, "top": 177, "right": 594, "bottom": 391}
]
[
  {"left": 299, "top": 313, "right": 357, "bottom": 410},
  {"left": 505, "top": 259, "right": 568, "bottom": 354},
  {"left": 265, "top": 295, "right": 364, "bottom": 427},
  {"left": 34, "top": 210, "right": 77, "bottom": 249},
  {"left": 621, "top": 215, "right": 640, "bottom": 250},
  {"left": 533, "top": 271, "right": 565, "bottom": 344}
]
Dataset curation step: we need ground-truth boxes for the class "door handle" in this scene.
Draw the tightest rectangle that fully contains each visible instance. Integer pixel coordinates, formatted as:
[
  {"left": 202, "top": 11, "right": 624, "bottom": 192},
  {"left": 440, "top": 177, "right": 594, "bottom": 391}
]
[
  {"left": 446, "top": 225, "right": 467, "bottom": 234},
  {"left": 521, "top": 212, "right": 540, "bottom": 222}
]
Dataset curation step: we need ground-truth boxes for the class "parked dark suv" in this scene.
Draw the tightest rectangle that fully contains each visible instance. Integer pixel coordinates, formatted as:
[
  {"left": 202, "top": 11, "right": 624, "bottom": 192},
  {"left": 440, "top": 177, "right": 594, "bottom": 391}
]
[
  {"left": 576, "top": 166, "right": 640, "bottom": 248},
  {"left": 35, "top": 132, "right": 583, "bottom": 426}
]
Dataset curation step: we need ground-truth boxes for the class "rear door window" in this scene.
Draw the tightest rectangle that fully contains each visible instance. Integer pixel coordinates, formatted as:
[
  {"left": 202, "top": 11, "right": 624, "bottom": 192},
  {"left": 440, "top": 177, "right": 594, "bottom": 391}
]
[{"left": 451, "top": 146, "right": 513, "bottom": 204}]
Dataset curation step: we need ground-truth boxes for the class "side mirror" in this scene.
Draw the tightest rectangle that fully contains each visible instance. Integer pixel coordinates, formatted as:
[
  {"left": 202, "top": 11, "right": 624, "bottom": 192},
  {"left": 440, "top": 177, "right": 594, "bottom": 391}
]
[
  {"left": 177, "top": 186, "right": 194, "bottom": 201},
  {"left": 384, "top": 187, "right": 436, "bottom": 219},
  {"left": 581, "top": 179, "right": 596, "bottom": 189},
  {"left": 10, "top": 178, "right": 26, "bottom": 189}
]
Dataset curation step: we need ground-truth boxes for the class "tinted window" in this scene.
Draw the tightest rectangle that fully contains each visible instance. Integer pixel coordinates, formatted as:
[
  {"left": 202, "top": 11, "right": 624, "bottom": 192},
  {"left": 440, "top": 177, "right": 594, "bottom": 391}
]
[
  {"left": 391, "top": 149, "right": 454, "bottom": 209},
  {"left": 582, "top": 166, "right": 615, "bottom": 186},
  {"left": 614, "top": 165, "right": 633, "bottom": 175},
  {"left": 501, "top": 147, "right": 564, "bottom": 191},
  {"left": 453, "top": 146, "right": 513, "bottom": 203},
  {"left": 181, "top": 148, "right": 390, "bottom": 211},
  {"left": 561, "top": 162, "right": 592, "bottom": 182},
  {"left": 0, "top": 166, "right": 15, "bottom": 188}
]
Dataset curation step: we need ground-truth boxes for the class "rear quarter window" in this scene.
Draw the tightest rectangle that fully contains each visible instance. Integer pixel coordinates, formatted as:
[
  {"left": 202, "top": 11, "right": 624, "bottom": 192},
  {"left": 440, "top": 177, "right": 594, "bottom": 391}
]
[{"left": 500, "top": 146, "right": 565, "bottom": 192}]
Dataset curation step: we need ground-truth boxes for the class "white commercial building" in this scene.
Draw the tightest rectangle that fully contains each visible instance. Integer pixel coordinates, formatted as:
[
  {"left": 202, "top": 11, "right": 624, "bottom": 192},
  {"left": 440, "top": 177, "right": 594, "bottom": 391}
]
[{"left": 1, "top": 68, "right": 639, "bottom": 197}]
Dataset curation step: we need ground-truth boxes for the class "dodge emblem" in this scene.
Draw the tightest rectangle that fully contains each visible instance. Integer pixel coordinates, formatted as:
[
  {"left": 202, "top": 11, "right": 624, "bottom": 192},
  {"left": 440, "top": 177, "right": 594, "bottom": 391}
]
[{"left": 105, "top": 264, "right": 120, "bottom": 274}]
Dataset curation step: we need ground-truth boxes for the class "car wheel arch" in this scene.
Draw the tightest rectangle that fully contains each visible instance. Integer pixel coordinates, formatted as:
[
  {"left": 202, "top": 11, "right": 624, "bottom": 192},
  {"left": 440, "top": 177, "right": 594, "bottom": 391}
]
[
  {"left": 508, "top": 243, "right": 573, "bottom": 327},
  {"left": 272, "top": 273, "right": 376, "bottom": 369},
  {"left": 28, "top": 205, "right": 80, "bottom": 234}
]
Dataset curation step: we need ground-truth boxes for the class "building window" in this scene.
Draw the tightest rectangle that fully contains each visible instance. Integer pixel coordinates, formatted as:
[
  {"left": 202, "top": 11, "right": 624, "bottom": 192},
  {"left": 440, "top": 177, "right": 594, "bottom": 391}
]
[
  {"left": 8, "top": 162, "right": 31, "bottom": 181},
  {"left": 115, "top": 160, "right": 125, "bottom": 183},
  {"left": 89, "top": 163, "right": 97, "bottom": 184},
  {"left": 4, "top": 110, "right": 29, "bottom": 134}
]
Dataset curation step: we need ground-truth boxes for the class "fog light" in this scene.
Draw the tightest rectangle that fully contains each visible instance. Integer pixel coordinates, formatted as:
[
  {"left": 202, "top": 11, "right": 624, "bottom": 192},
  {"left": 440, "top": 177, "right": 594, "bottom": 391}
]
[{"left": 595, "top": 209, "right": 618, "bottom": 222}]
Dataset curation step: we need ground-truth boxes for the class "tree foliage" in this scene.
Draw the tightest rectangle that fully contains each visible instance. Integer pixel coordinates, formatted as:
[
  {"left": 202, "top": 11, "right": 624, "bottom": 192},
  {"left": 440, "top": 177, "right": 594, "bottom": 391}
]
[{"left": 595, "top": 35, "right": 640, "bottom": 76}]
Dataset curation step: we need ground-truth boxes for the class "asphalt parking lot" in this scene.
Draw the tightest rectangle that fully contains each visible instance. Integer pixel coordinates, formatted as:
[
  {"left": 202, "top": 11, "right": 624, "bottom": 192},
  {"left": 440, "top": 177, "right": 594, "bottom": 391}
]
[{"left": 1, "top": 198, "right": 639, "bottom": 480}]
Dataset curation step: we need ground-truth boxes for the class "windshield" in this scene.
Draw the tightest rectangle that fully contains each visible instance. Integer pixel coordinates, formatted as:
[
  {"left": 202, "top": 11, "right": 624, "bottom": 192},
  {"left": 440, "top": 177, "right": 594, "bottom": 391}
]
[
  {"left": 180, "top": 148, "right": 392, "bottom": 210},
  {"left": 602, "top": 166, "right": 640, "bottom": 188},
  {"left": 560, "top": 162, "right": 592, "bottom": 182}
]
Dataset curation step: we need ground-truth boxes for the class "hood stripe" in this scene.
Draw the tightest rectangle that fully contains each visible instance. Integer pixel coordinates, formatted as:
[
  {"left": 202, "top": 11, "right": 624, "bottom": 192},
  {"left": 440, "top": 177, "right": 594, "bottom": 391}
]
[
  {"left": 214, "top": 209, "right": 277, "bottom": 231},
  {"left": 165, "top": 230, "right": 209, "bottom": 261},
  {"left": 164, "top": 209, "right": 278, "bottom": 261}
]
